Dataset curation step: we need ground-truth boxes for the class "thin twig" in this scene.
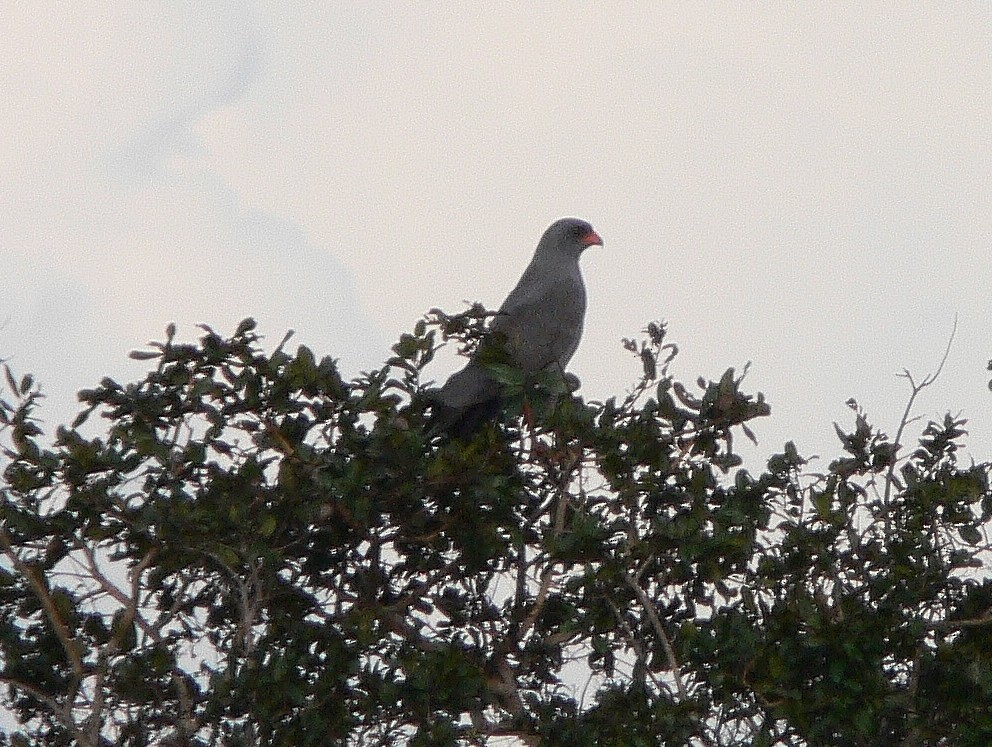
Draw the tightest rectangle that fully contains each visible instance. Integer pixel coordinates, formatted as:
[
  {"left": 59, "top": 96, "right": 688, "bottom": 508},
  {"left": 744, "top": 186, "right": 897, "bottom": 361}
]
[
  {"left": 518, "top": 461, "right": 572, "bottom": 642},
  {"left": 623, "top": 574, "right": 687, "bottom": 700},
  {"left": 883, "top": 315, "right": 958, "bottom": 517},
  {"left": 0, "top": 676, "right": 93, "bottom": 746},
  {"left": 606, "top": 596, "right": 665, "bottom": 694},
  {"left": 0, "top": 528, "right": 84, "bottom": 682},
  {"left": 900, "top": 653, "right": 924, "bottom": 747},
  {"left": 622, "top": 573, "right": 717, "bottom": 747},
  {"left": 80, "top": 545, "right": 159, "bottom": 642},
  {"left": 925, "top": 610, "right": 992, "bottom": 630},
  {"left": 86, "top": 546, "right": 158, "bottom": 745}
]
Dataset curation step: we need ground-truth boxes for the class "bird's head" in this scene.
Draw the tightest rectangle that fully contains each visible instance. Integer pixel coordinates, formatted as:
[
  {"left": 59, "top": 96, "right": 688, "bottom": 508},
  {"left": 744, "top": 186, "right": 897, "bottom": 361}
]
[{"left": 539, "top": 217, "right": 603, "bottom": 259}]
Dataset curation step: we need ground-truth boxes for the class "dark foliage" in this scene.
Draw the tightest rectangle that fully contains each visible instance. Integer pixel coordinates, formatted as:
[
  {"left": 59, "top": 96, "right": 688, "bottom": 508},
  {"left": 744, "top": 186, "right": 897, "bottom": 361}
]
[{"left": 0, "top": 313, "right": 990, "bottom": 746}]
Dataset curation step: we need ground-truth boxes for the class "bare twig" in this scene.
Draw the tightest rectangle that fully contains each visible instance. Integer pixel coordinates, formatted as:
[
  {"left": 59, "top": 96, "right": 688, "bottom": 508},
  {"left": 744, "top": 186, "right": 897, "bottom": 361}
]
[
  {"left": 0, "top": 676, "right": 94, "bottom": 746},
  {"left": 0, "top": 528, "right": 84, "bottom": 682},
  {"left": 80, "top": 545, "right": 160, "bottom": 642},
  {"left": 900, "top": 653, "right": 924, "bottom": 747},
  {"left": 623, "top": 574, "right": 687, "bottom": 699},
  {"left": 925, "top": 610, "right": 992, "bottom": 630},
  {"left": 518, "top": 458, "right": 573, "bottom": 643},
  {"left": 606, "top": 596, "right": 664, "bottom": 693},
  {"left": 883, "top": 315, "right": 958, "bottom": 518},
  {"left": 86, "top": 546, "right": 158, "bottom": 745},
  {"left": 623, "top": 572, "right": 717, "bottom": 747}
]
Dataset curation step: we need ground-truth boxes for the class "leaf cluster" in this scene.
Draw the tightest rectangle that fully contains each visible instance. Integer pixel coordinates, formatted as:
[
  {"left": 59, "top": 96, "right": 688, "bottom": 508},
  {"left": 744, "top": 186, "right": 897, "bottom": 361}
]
[{"left": 0, "top": 315, "right": 989, "bottom": 746}]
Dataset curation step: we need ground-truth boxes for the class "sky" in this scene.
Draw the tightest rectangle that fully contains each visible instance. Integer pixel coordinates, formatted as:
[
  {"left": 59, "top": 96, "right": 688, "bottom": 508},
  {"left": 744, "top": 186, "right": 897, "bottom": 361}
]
[{"left": 2, "top": 3, "right": 991, "bottom": 471}]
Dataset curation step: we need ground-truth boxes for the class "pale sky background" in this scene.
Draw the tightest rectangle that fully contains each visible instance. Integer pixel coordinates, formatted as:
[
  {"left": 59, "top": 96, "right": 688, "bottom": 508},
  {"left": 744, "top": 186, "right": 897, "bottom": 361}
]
[{"left": 2, "top": 3, "right": 991, "bottom": 472}]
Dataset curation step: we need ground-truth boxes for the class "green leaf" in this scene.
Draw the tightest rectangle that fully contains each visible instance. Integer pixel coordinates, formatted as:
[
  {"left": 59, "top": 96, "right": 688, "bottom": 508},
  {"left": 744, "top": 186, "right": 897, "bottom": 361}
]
[
  {"left": 4, "top": 365, "right": 18, "bottom": 392},
  {"left": 128, "top": 349, "right": 160, "bottom": 360},
  {"left": 486, "top": 363, "right": 524, "bottom": 386},
  {"left": 959, "top": 525, "right": 983, "bottom": 545},
  {"left": 259, "top": 514, "right": 279, "bottom": 537}
]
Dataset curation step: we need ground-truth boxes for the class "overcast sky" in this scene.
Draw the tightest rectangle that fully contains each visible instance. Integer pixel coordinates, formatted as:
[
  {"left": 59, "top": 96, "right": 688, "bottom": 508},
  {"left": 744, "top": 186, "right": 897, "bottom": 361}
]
[{"left": 3, "top": 3, "right": 990, "bottom": 469}]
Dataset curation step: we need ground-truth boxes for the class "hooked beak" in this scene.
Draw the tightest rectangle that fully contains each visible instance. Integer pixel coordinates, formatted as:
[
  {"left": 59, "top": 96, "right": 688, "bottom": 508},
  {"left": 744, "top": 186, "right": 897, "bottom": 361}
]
[{"left": 580, "top": 229, "right": 603, "bottom": 248}]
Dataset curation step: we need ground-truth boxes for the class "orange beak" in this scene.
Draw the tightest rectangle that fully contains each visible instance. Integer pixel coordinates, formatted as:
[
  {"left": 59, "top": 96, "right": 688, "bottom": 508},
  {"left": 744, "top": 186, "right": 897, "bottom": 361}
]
[{"left": 581, "top": 230, "right": 603, "bottom": 248}]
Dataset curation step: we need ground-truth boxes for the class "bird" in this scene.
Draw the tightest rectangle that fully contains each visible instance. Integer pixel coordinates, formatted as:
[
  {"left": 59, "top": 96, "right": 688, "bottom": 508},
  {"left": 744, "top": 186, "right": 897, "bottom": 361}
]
[{"left": 425, "top": 217, "right": 602, "bottom": 439}]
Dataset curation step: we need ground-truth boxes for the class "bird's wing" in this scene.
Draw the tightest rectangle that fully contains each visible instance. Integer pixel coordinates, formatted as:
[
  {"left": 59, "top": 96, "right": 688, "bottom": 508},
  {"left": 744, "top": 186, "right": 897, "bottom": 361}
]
[
  {"left": 424, "top": 362, "right": 502, "bottom": 438},
  {"left": 431, "top": 362, "right": 500, "bottom": 410},
  {"left": 493, "top": 280, "right": 585, "bottom": 373}
]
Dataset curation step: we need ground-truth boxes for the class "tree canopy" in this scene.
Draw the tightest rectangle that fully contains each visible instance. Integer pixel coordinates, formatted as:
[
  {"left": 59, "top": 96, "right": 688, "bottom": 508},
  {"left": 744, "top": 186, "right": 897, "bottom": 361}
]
[{"left": 1, "top": 311, "right": 991, "bottom": 746}]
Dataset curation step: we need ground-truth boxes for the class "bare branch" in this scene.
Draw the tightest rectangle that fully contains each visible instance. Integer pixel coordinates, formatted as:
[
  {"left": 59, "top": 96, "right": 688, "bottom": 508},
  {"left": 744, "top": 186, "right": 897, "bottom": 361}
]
[
  {"left": 884, "top": 314, "right": 958, "bottom": 515},
  {"left": 86, "top": 546, "right": 159, "bottom": 746},
  {"left": 623, "top": 572, "right": 717, "bottom": 747},
  {"left": 623, "top": 573, "right": 687, "bottom": 700},
  {"left": 0, "top": 676, "right": 94, "bottom": 747},
  {"left": 926, "top": 610, "right": 992, "bottom": 630},
  {"left": 80, "top": 544, "right": 160, "bottom": 643},
  {"left": 518, "top": 455, "right": 573, "bottom": 642},
  {"left": 0, "top": 528, "right": 85, "bottom": 683}
]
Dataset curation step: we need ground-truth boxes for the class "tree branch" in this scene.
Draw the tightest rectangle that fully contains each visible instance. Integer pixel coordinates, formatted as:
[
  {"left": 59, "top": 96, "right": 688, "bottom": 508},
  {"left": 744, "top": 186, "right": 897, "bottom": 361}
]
[
  {"left": 0, "top": 676, "right": 94, "bottom": 746},
  {"left": 85, "top": 546, "right": 159, "bottom": 746},
  {"left": 0, "top": 528, "right": 84, "bottom": 683},
  {"left": 883, "top": 315, "right": 957, "bottom": 517},
  {"left": 623, "top": 572, "right": 716, "bottom": 747},
  {"left": 925, "top": 610, "right": 992, "bottom": 630}
]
